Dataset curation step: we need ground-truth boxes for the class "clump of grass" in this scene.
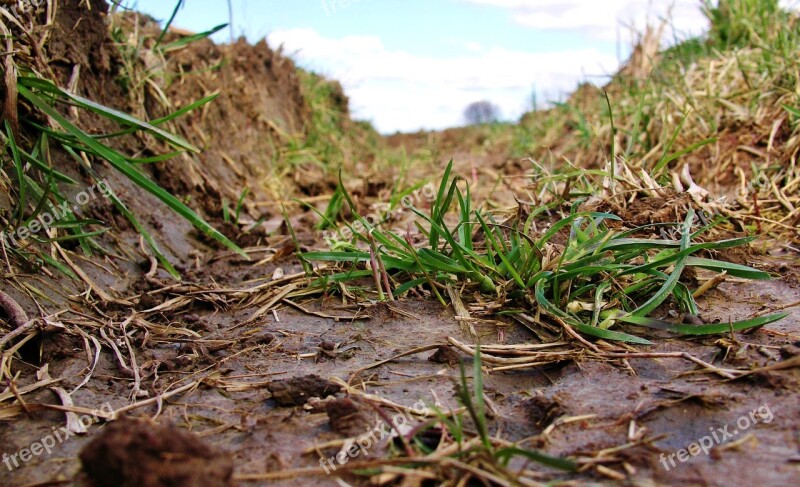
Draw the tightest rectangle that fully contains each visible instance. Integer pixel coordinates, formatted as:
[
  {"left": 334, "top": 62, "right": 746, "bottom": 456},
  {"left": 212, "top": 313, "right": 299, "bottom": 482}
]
[
  {"left": 251, "top": 66, "right": 384, "bottom": 209},
  {"left": 705, "top": 0, "right": 790, "bottom": 50},
  {"left": 304, "top": 160, "right": 786, "bottom": 344},
  {"left": 222, "top": 187, "right": 250, "bottom": 226}
]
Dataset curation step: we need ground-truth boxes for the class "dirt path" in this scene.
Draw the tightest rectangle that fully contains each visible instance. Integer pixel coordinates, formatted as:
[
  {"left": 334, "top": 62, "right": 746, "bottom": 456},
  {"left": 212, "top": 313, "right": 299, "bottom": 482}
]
[{"left": 2, "top": 273, "right": 798, "bottom": 486}]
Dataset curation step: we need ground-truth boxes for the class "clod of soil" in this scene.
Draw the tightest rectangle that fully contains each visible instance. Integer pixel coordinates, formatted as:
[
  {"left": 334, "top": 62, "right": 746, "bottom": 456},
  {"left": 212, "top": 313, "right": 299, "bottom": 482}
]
[
  {"left": 428, "top": 344, "right": 461, "bottom": 366},
  {"left": 326, "top": 397, "right": 375, "bottom": 437},
  {"left": 136, "top": 293, "right": 163, "bottom": 310},
  {"left": 79, "top": 418, "right": 235, "bottom": 487},
  {"left": 266, "top": 374, "right": 341, "bottom": 406}
]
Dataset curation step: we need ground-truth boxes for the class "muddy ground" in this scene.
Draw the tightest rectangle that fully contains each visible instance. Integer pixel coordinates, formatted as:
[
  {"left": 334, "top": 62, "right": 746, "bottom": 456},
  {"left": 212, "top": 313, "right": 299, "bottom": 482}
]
[
  {"left": 2, "top": 269, "right": 799, "bottom": 486},
  {"left": 1, "top": 2, "right": 800, "bottom": 487}
]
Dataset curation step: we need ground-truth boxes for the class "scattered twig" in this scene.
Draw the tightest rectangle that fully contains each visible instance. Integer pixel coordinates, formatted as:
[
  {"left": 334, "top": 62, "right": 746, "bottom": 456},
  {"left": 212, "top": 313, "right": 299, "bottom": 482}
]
[
  {"left": 0, "top": 317, "right": 38, "bottom": 351},
  {"left": 102, "top": 381, "right": 199, "bottom": 421},
  {"left": 692, "top": 271, "right": 727, "bottom": 299},
  {"left": 347, "top": 344, "right": 441, "bottom": 386},
  {"left": 282, "top": 298, "right": 369, "bottom": 322}
]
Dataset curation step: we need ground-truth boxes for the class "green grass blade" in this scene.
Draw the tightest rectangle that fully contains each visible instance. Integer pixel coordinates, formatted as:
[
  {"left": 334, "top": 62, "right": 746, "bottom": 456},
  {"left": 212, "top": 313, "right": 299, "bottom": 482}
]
[
  {"left": 654, "top": 137, "right": 717, "bottom": 175},
  {"left": 783, "top": 103, "right": 800, "bottom": 120},
  {"left": 5, "top": 121, "right": 27, "bottom": 226},
  {"left": 101, "top": 180, "right": 179, "bottom": 278},
  {"left": 597, "top": 238, "right": 680, "bottom": 251},
  {"left": 631, "top": 210, "right": 694, "bottom": 317},
  {"left": 617, "top": 238, "right": 755, "bottom": 277},
  {"left": 652, "top": 110, "right": 689, "bottom": 176},
  {"left": 392, "top": 277, "right": 429, "bottom": 297},
  {"left": 18, "top": 77, "right": 199, "bottom": 152},
  {"left": 19, "top": 150, "right": 77, "bottom": 184},
  {"left": 160, "top": 23, "right": 228, "bottom": 52},
  {"left": 35, "top": 229, "right": 109, "bottom": 243},
  {"left": 303, "top": 251, "right": 371, "bottom": 263},
  {"left": 96, "top": 93, "right": 220, "bottom": 141},
  {"left": 537, "top": 212, "right": 620, "bottom": 247},
  {"left": 673, "top": 282, "right": 699, "bottom": 315},
  {"left": 303, "top": 250, "right": 414, "bottom": 272},
  {"left": 234, "top": 187, "right": 249, "bottom": 224},
  {"left": 684, "top": 257, "right": 771, "bottom": 279},
  {"left": 18, "top": 84, "right": 247, "bottom": 259},
  {"left": 619, "top": 312, "right": 788, "bottom": 336},
  {"left": 476, "top": 213, "right": 524, "bottom": 288},
  {"left": 128, "top": 151, "right": 183, "bottom": 164},
  {"left": 37, "top": 251, "right": 78, "bottom": 279},
  {"left": 429, "top": 159, "right": 454, "bottom": 249},
  {"left": 459, "top": 344, "right": 492, "bottom": 452},
  {"left": 572, "top": 322, "right": 653, "bottom": 345},
  {"left": 417, "top": 248, "right": 470, "bottom": 274},
  {"left": 154, "top": 0, "right": 184, "bottom": 47},
  {"left": 310, "top": 269, "right": 374, "bottom": 286}
]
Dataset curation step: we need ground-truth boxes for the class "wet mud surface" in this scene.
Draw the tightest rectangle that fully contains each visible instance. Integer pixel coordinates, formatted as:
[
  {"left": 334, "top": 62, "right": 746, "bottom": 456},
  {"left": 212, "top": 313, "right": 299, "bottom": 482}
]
[{"left": 2, "top": 275, "right": 798, "bottom": 486}]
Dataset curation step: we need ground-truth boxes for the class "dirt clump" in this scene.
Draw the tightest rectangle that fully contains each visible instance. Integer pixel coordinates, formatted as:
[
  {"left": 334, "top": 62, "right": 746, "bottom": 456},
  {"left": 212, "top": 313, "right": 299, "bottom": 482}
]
[
  {"left": 266, "top": 374, "right": 341, "bottom": 406},
  {"left": 428, "top": 345, "right": 461, "bottom": 366},
  {"left": 585, "top": 191, "right": 695, "bottom": 228},
  {"left": 325, "top": 397, "right": 375, "bottom": 437},
  {"left": 79, "top": 417, "right": 235, "bottom": 487}
]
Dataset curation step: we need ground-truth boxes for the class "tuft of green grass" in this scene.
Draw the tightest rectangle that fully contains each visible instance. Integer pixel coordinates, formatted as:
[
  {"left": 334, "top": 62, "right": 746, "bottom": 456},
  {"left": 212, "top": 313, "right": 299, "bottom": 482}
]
[
  {"left": 704, "top": 0, "right": 788, "bottom": 51},
  {"left": 304, "top": 160, "right": 786, "bottom": 344},
  {"left": 450, "top": 345, "right": 576, "bottom": 472}
]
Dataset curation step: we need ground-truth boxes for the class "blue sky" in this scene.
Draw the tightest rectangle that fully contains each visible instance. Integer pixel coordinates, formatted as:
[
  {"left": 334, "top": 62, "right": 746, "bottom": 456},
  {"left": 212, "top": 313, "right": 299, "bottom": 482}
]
[{"left": 125, "top": 0, "right": 712, "bottom": 132}]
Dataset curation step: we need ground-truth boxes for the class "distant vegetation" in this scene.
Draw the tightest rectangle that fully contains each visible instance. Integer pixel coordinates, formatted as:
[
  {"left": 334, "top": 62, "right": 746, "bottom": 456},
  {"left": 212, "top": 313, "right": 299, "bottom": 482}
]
[{"left": 463, "top": 100, "right": 500, "bottom": 125}]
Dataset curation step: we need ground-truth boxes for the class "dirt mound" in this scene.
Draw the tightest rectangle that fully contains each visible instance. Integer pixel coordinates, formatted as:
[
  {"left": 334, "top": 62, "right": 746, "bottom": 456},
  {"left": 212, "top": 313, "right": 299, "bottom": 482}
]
[
  {"left": 79, "top": 418, "right": 235, "bottom": 487},
  {"left": 14, "top": 1, "right": 320, "bottom": 262},
  {"left": 152, "top": 34, "right": 310, "bottom": 218},
  {"left": 112, "top": 8, "right": 319, "bottom": 234}
]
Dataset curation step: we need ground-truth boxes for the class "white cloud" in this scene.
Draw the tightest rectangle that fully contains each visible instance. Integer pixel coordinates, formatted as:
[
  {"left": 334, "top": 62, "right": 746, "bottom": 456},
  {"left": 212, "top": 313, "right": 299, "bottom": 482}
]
[
  {"left": 445, "top": 38, "right": 485, "bottom": 53},
  {"left": 463, "top": 41, "right": 484, "bottom": 52},
  {"left": 268, "top": 28, "right": 617, "bottom": 133}
]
